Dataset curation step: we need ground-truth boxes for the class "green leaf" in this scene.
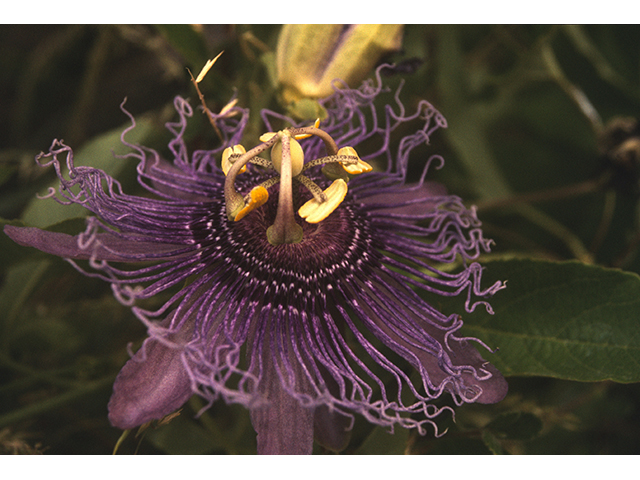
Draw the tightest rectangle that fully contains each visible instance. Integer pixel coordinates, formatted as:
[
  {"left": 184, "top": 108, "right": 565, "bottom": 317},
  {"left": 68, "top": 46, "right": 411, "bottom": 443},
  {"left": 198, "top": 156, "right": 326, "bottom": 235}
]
[
  {"left": 355, "top": 425, "right": 409, "bottom": 455},
  {"left": 461, "top": 259, "right": 640, "bottom": 383}
]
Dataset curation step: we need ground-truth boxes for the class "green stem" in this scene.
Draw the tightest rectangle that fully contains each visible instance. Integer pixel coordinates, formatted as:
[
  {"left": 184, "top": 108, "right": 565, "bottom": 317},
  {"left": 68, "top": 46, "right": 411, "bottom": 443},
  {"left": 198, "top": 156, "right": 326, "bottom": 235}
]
[
  {"left": 302, "top": 154, "right": 357, "bottom": 171},
  {"left": 541, "top": 42, "right": 603, "bottom": 135}
]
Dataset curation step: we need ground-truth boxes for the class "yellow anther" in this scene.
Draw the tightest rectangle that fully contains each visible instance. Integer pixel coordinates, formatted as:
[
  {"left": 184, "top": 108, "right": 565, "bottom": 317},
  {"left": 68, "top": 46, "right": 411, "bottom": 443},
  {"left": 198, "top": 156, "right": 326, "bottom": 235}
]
[
  {"left": 195, "top": 51, "right": 224, "bottom": 83},
  {"left": 298, "top": 179, "right": 348, "bottom": 223},
  {"left": 234, "top": 186, "right": 269, "bottom": 221},
  {"left": 342, "top": 160, "right": 373, "bottom": 175},
  {"left": 260, "top": 132, "right": 277, "bottom": 143},
  {"left": 294, "top": 118, "right": 321, "bottom": 140},
  {"left": 222, "top": 145, "right": 247, "bottom": 176},
  {"left": 337, "top": 146, "right": 372, "bottom": 175},
  {"left": 271, "top": 137, "right": 305, "bottom": 177}
]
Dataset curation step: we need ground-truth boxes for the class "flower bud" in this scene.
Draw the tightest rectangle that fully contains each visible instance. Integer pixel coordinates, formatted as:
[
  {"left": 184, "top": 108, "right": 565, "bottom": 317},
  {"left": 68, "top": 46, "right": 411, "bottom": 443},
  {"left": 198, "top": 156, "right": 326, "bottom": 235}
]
[{"left": 276, "top": 24, "right": 403, "bottom": 104}]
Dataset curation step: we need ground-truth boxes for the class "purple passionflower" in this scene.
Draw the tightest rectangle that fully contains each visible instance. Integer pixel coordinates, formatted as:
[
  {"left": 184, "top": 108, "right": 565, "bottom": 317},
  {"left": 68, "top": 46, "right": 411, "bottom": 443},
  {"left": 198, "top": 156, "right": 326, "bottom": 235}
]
[{"left": 4, "top": 66, "right": 507, "bottom": 454}]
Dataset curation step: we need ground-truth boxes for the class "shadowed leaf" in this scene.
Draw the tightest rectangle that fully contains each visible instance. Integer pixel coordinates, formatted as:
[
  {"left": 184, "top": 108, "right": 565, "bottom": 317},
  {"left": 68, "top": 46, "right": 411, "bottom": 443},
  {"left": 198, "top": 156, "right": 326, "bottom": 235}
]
[{"left": 462, "top": 259, "right": 640, "bottom": 383}]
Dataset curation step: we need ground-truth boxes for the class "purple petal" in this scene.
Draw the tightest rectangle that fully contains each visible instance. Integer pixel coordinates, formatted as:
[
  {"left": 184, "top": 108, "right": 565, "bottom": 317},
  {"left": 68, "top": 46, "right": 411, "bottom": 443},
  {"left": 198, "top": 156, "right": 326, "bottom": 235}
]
[
  {"left": 249, "top": 356, "right": 315, "bottom": 455},
  {"left": 139, "top": 155, "right": 220, "bottom": 202},
  {"left": 108, "top": 337, "right": 193, "bottom": 429},
  {"left": 357, "top": 181, "right": 448, "bottom": 216},
  {"left": 250, "top": 395, "right": 314, "bottom": 455},
  {"left": 3, "top": 225, "right": 182, "bottom": 262},
  {"left": 4, "top": 225, "right": 93, "bottom": 259},
  {"left": 364, "top": 294, "right": 508, "bottom": 404},
  {"left": 417, "top": 337, "right": 508, "bottom": 404}
]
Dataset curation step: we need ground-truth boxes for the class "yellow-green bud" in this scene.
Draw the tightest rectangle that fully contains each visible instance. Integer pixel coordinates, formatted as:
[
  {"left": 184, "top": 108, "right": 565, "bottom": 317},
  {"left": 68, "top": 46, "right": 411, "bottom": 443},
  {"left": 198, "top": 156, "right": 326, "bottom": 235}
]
[{"left": 276, "top": 24, "right": 403, "bottom": 104}]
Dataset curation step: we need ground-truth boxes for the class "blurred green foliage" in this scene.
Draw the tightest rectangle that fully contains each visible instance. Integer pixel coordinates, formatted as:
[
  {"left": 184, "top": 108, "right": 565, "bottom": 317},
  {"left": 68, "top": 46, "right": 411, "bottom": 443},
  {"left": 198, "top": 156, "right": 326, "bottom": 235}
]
[{"left": 1, "top": 25, "right": 640, "bottom": 455}]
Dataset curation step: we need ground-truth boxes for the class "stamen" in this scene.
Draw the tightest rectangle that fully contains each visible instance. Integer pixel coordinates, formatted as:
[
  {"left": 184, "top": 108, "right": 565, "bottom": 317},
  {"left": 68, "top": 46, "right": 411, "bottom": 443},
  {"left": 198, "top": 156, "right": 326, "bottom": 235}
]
[
  {"left": 222, "top": 145, "right": 247, "bottom": 175},
  {"left": 337, "top": 146, "right": 373, "bottom": 174},
  {"left": 295, "top": 174, "right": 327, "bottom": 203},
  {"left": 223, "top": 125, "right": 368, "bottom": 239},
  {"left": 259, "top": 132, "right": 277, "bottom": 143},
  {"left": 298, "top": 179, "right": 348, "bottom": 223},
  {"left": 224, "top": 135, "right": 279, "bottom": 221},
  {"left": 293, "top": 118, "right": 321, "bottom": 140},
  {"left": 290, "top": 125, "right": 339, "bottom": 155},
  {"left": 301, "top": 146, "right": 369, "bottom": 182},
  {"left": 234, "top": 186, "right": 269, "bottom": 221}
]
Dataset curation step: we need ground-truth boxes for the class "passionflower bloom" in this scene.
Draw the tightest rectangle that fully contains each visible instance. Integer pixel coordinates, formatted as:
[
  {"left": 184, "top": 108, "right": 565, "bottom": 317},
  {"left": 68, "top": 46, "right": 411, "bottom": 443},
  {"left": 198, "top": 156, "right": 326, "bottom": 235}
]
[{"left": 4, "top": 66, "right": 507, "bottom": 454}]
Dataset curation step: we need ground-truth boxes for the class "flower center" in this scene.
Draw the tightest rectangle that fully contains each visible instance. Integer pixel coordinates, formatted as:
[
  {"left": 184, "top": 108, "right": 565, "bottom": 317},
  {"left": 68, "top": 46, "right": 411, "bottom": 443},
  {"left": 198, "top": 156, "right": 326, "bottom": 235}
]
[
  {"left": 221, "top": 197, "right": 375, "bottom": 308},
  {"left": 222, "top": 123, "right": 372, "bottom": 245}
]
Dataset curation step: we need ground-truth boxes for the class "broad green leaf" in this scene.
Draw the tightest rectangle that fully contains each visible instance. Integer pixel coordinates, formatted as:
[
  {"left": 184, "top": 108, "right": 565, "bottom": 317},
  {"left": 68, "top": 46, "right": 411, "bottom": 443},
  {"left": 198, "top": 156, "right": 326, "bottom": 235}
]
[
  {"left": 355, "top": 425, "right": 409, "bottom": 455},
  {"left": 41, "top": 217, "right": 89, "bottom": 235},
  {"left": 21, "top": 117, "right": 154, "bottom": 228},
  {"left": 460, "top": 259, "right": 640, "bottom": 382}
]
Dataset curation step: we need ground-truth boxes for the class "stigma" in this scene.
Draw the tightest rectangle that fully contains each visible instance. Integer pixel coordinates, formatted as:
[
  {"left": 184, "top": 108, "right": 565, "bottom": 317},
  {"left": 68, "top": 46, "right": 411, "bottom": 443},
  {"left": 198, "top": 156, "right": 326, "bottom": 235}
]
[{"left": 222, "top": 122, "right": 372, "bottom": 245}]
